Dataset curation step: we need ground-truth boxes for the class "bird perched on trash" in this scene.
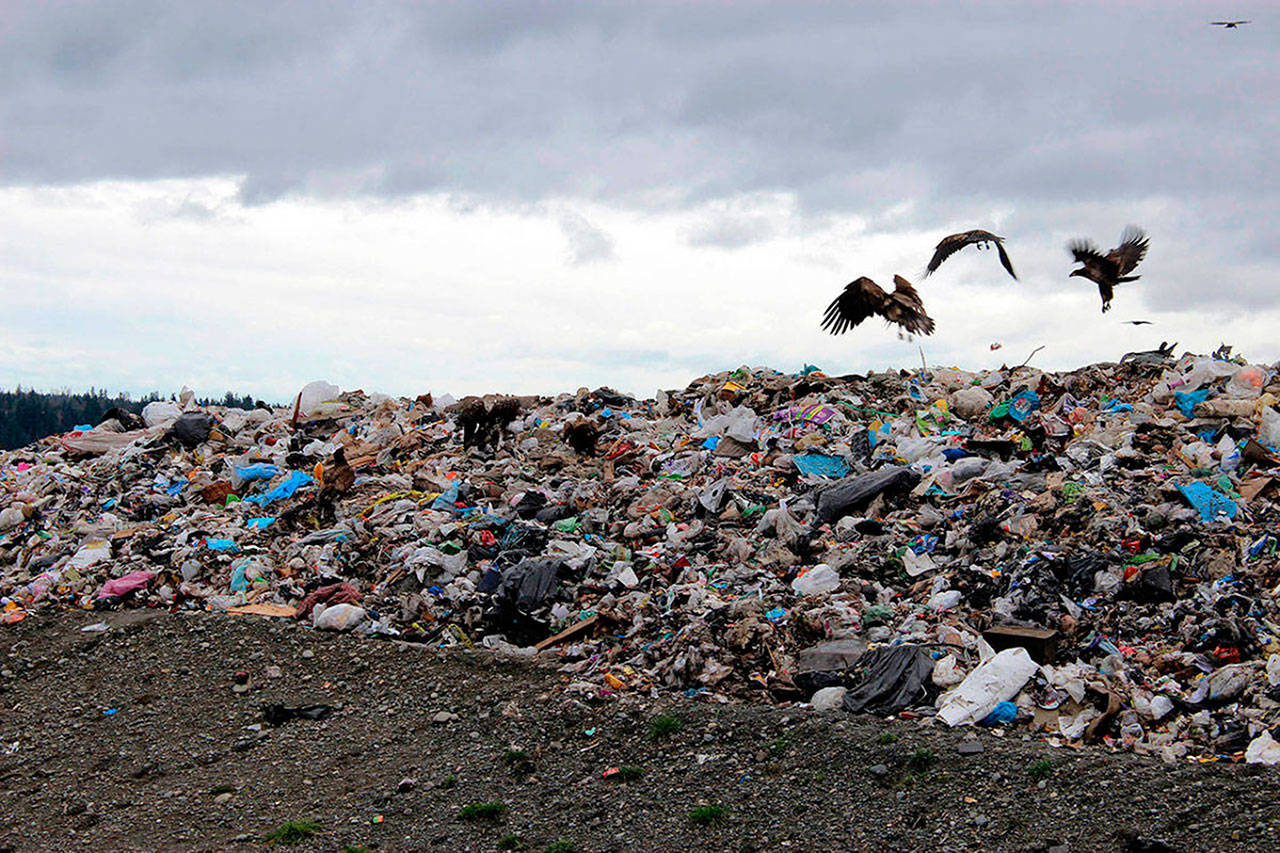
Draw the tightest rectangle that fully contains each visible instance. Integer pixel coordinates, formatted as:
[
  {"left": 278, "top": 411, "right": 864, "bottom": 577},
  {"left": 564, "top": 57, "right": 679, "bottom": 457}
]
[
  {"left": 1211, "top": 19, "right": 1250, "bottom": 28},
  {"left": 455, "top": 396, "right": 522, "bottom": 450},
  {"left": 821, "top": 275, "right": 935, "bottom": 338},
  {"left": 563, "top": 417, "right": 601, "bottom": 455},
  {"left": 316, "top": 446, "right": 355, "bottom": 504},
  {"left": 923, "top": 230, "right": 1017, "bottom": 280},
  {"left": 1067, "top": 226, "right": 1150, "bottom": 312}
]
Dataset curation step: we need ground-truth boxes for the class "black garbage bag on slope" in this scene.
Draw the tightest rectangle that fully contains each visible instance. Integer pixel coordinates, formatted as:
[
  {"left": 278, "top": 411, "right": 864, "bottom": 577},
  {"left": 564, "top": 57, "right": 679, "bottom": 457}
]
[
  {"left": 816, "top": 467, "right": 919, "bottom": 523},
  {"left": 841, "top": 644, "right": 935, "bottom": 715},
  {"left": 482, "top": 558, "right": 566, "bottom": 644}
]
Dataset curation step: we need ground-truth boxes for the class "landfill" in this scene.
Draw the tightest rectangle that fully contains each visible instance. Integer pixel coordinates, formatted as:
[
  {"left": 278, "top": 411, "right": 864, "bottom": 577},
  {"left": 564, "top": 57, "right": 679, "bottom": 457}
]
[{"left": 4, "top": 351, "right": 1280, "bottom": 765}]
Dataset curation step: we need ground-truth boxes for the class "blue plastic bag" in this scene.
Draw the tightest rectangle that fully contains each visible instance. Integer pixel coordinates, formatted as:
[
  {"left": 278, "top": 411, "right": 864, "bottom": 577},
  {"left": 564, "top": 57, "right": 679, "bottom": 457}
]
[
  {"left": 245, "top": 470, "right": 314, "bottom": 506},
  {"left": 235, "top": 463, "right": 280, "bottom": 483},
  {"left": 979, "top": 701, "right": 1018, "bottom": 726},
  {"left": 793, "top": 453, "right": 849, "bottom": 479},
  {"left": 1174, "top": 389, "right": 1211, "bottom": 418},
  {"left": 1008, "top": 389, "right": 1040, "bottom": 422},
  {"left": 205, "top": 537, "right": 239, "bottom": 553}
]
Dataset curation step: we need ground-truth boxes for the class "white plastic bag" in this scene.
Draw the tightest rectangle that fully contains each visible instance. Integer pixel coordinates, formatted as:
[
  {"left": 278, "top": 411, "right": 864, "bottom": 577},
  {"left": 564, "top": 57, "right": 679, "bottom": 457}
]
[
  {"left": 810, "top": 686, "right": 847, "bottom": 711},
  {"left": 791, "top": 564, "right": 840, "bottom": 596},
  {"left": 142, "top": 401, "right": 183, "bottom": 427},
  {"left": 938, "top": 647, "right": 1039, "bottom": 726},
  {"left": 313, "top": 602, "right": 368, "bottom": 631},
  {"left": 1245, "top": 730, "right": 1280, "bottom": 765},
  {"left": 297, "top": 380, "right": 344, "bottom": 418}
]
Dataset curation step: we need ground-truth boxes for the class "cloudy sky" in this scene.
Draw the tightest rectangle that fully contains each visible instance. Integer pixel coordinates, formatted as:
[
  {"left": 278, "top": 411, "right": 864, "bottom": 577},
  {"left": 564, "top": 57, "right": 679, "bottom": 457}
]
[{"left": 1, "top": 1, "right": 1275, "bottom": 401}]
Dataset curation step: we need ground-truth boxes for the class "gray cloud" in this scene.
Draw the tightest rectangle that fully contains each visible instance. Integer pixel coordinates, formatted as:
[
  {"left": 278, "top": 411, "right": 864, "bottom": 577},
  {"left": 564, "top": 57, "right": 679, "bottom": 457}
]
[{"left": 2, "top": 2, "right": 1273, "bottom": 219}]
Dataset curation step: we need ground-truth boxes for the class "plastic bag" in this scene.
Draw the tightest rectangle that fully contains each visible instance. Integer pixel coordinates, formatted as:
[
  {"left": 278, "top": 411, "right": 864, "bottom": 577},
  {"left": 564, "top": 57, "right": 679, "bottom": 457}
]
[
  {"left": 792, "top": 564, "right": 840, "bottom": 596},
  {"left": 297, "top": 380, "right": 344, "bottom": 418},
  {"left": 842, "top": 645, "right": 934, "bottom": 715},
  {"left": 141, "top": 401, "right": 182, "bottom": 427},
  {"left": 313, "top": 602, "right": 368, "bottom": 631},
  {"left": 1261, "top": 406, "right": 1280, "bottom": 448},
  {"left": 937, "top": 647, "right": 1039, "bottom": 726}
]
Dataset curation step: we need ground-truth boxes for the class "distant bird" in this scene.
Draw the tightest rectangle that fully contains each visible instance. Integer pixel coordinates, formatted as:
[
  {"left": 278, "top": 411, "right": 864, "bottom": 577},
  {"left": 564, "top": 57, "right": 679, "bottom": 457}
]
[
  {"left": 924, "top": 230, "right": 1017, "bottom": 280},
  {"left": 821, "top": 275, "right": 935, "bottom": 338},
  {"left": 1123, "top": 320, "right": 1153, "bottom": 326},
  {"left": 1068, "top": 226, "right": 1150, "bottom": 313},
  {"left": 1211, "top": 20, "right": 1250, "bottom": 28}
]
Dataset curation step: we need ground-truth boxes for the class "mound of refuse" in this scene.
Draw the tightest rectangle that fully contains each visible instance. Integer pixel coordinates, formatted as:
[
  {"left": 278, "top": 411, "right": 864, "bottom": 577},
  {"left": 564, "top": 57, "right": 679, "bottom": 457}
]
[{"left": 4, "top": 351, "right": 1280, "bottom": 764}]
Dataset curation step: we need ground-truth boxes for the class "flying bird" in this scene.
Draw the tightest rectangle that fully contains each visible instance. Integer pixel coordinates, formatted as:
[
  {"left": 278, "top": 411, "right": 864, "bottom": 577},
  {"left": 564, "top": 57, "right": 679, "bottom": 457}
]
[
  {"left": 1123, "top": 320, "right": 1153, "bottom": 326},
  {"left": 924, "top": 230, "right": 1017, "bottom": 280},
  {"left": 1211, "top": 20, "right": 1250, "bottom": 28},
  {"left": 821, "top": 275, "right": 935, "bottom": 338},
  {"left": 1068, "top": 226, "right": 1150, "bottom": 313}
]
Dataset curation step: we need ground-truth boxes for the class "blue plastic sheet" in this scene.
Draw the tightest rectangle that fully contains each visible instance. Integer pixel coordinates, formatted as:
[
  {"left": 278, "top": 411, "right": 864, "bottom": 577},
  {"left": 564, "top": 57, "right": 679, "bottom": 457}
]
[
  {"left": 229, "top": 559, "right": 249, "bottom": 591},
  {"left": 246, "top": 517, "right": 275, "bottom": 530},
  {"left": 431, "top": 482, "right": 460, "bottom": 511},
  {"left": 793, "top": 453, "right": 850, "bottom": 479},
  {"left": 245, "top": 470, "right": 314, "bottom": 506},
  {"left": 205, "top": 538, "right": 239, "bottom": 553},
  {"left": 1174, "top": 389, "right": 1212, "bottom": 418},
  {"left": 1177, "top": 481, "right": 1237, "bottom": 521},
  {"left": 235, "top": 463, "right": 281, "bottom": 483},
  {"left": 1008, "top": 388, "right": 1040, "bottom": 422},
  {"left": 701, "top": 436, "right": 722, "bottom": 450}
]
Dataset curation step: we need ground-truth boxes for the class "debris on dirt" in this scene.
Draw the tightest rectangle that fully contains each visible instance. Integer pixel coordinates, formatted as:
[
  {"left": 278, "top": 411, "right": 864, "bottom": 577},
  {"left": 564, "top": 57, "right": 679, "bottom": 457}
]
[{"left": 5, "top": 350, "right": 1280, "bottom": 762}]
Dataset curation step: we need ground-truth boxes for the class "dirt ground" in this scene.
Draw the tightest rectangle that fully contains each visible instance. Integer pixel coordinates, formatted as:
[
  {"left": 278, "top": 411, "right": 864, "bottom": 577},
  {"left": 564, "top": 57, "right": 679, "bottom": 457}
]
[{"left": 0, "top": 610, "right": 1276, "bottom": 852}]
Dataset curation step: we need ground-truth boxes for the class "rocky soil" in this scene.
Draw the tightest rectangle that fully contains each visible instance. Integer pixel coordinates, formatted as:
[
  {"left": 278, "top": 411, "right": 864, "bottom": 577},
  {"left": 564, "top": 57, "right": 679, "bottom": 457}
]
[{"left": 1, "top": 611, "right": 1277, "bottom": 852}]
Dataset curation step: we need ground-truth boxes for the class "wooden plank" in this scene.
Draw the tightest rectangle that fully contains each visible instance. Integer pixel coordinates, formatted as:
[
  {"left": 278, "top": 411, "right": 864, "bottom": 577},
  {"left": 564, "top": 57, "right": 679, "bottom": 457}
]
[{"left": 534, "top": 614, "right": 601, "bottom": 651}]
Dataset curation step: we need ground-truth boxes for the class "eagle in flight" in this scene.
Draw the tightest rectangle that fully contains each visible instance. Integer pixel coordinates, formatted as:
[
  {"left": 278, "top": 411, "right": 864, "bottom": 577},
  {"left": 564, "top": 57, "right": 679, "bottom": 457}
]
[
  {"left": 821, "top": 275, "right": 935, "bottom": 338},
  {"left": 1211, "top": 20, "right": 1250, "bottom": 28},
  {"left": 924, "top": 230, "right": 1017, "bottom": 280},
  {"left": 1068, "top": 226, "right": 1150, "bottom": 313}
]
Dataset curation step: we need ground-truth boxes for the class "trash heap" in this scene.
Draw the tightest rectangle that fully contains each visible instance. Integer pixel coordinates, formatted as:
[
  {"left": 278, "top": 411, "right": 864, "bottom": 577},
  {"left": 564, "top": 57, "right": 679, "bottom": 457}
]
[{"left": 5, "top": 351, "right": 1280, "bottom": 764}]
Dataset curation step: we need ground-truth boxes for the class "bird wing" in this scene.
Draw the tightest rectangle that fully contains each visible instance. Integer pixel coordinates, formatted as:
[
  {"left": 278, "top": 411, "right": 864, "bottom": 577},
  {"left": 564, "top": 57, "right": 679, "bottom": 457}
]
[
  {"left": 1068, "top": 238, "right": 1116, "bottom": 277},
  {"left": 821, "top": 277, "right": 887, "bottom": 335},
  {"left": 886, "top": 275, "right": 936, "bottom": 335},
  {"left": 925, "top": 230, "right": 992, "bottom": 276},
  {"left": 994, "top": 240, "right": 1018, "bottom": 280},
  {"left": 1108, "top": 226, "right": 1149, "bottom": 274}
]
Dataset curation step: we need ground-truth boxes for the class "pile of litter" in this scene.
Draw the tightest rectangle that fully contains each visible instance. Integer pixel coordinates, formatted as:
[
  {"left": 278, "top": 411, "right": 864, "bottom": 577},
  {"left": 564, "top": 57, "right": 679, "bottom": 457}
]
[{"left": 5, "top": 351, "right": 1280, "bottom": 764}]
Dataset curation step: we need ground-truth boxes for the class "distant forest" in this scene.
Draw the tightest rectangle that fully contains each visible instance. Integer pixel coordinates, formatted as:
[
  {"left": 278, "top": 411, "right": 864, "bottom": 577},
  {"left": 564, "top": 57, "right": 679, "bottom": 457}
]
[{"left": 0, "top": 388, "right": 260, "bottom": 451}]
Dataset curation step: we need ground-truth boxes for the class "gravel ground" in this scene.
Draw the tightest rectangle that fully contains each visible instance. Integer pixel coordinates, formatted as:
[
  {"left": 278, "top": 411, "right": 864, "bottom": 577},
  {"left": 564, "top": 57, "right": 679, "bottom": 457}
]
[{"left": 1, "top": 611, "right": 1277, "bottom": 852}]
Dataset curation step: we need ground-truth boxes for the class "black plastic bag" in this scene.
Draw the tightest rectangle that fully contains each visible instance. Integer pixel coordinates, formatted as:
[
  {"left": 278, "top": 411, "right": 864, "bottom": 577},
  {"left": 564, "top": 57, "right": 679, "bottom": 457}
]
[
  {"left": 816, "top": 467, "right": 919, "bottom": 523},
  {"left": 841, "top": 644, "right": 934, "bottom": 715}
]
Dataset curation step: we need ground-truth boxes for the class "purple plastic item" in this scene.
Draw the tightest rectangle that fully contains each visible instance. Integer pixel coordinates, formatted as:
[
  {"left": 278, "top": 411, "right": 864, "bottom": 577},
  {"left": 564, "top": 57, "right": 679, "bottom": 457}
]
[{"left": 97, "top": 570, "right": 155, "bottom": 599}]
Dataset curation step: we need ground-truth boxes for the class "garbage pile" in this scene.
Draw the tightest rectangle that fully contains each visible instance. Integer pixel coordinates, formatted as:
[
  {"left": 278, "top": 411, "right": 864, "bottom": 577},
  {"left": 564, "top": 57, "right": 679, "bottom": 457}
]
[{"left": 5, "top": 352, "right": 1280, "bottom": 764}]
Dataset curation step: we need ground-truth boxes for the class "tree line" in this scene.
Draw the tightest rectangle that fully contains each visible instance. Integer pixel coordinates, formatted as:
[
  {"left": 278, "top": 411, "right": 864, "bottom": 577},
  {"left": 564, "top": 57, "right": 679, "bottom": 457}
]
[{"left": 0, "top": 388, "right": 261, "bottom": 450}]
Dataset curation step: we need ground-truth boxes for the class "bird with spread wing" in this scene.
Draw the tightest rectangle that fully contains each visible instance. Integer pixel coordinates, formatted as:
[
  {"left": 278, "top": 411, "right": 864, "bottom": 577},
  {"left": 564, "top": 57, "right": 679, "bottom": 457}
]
[
  {"left": 1068, "top": 226, "right": 1150, "bottom": 313},
  {"left": 821, "top": 275, "right": 935, "bottom": 338},
  {"left": 924, "top": 229, "right": 1018, "bottom": 280},
  {"left": 1211, "top": 20, "right": 1250, "bottom": 28}
]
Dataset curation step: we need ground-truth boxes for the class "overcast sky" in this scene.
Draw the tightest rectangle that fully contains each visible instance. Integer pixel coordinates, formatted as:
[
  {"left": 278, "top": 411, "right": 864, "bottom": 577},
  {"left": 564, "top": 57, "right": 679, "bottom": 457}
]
[{"left": 1, "top": 1, "right": 1276, "bottom": 401}]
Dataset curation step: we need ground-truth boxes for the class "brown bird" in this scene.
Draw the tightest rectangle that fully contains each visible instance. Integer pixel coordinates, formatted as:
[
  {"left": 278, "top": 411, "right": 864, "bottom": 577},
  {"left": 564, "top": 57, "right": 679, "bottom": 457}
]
[
  {"left": 821, "top": 275, "right": 935, "bottom": 338},
  {"left": 317, "top": 447, "right": 355, "bottom": 502},
  {"left": 562, "top": 418, "right": 601, "bottom": 455},
  {"left": 1211, "top": 20, "right": 1250, "bottom": 28},
  {"left": 1068, "top": 226, "right": 1149, "bottom": 313},
  {"left": 924, "top": 230, "right": 1017, "bottom": 280}
]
